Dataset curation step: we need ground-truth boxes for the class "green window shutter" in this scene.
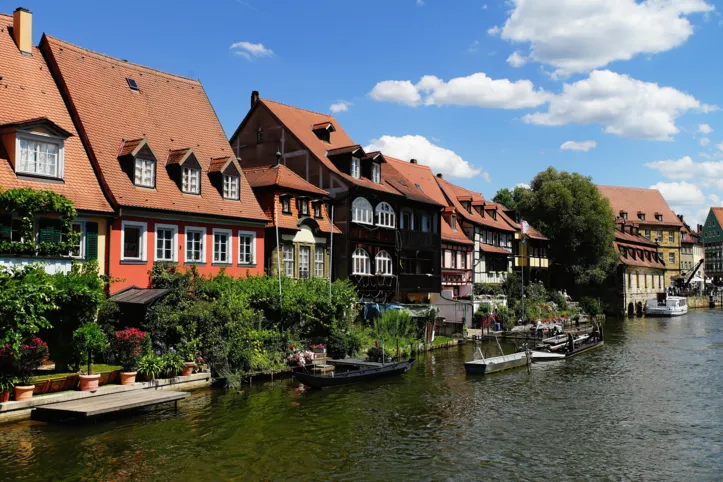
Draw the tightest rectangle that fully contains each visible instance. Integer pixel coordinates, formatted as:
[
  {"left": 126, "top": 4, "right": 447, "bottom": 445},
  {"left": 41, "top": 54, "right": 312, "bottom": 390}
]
[
  {"left": 39, "top": 219, "right": 63, "bottom": 244},
  {"left": 0, "top": 215, "right": 11, "bottom": 242},
  {"left": 85, "top": 222, "right": 98, "bottom": 260}
]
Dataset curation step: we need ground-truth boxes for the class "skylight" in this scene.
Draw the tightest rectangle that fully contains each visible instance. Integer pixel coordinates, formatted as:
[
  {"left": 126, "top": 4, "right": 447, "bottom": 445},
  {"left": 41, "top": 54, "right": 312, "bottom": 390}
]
[
  {"left": 399, "top": 180, "right": 407, "bottom": 187},
  {"left": 415, "top": 184, "right": 422, "bottom": 191},
  {"left": 126, "top": 78, "right": 139, "bottom": 91}
]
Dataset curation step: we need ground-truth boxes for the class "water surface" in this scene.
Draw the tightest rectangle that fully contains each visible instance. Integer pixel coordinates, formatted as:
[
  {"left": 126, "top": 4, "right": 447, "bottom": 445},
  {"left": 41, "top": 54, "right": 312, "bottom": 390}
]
[{"left": 1, "top": 311, "right": 721, "bottom": 481}]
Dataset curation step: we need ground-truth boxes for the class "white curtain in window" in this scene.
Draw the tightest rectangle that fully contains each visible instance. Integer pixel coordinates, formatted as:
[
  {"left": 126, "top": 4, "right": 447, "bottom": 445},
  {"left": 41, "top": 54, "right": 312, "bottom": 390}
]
[
  {"left": 375, "top": 202, "right": 395, "bottom": 228},
  {"left": 352, "top": 248, "right": 371, "bottom": 275},
  {"left": 376, "top": 250, "right": 393, "bottom": 275},
  {"left": 352, "top": 197, "right": 373, "bottom": 224}
]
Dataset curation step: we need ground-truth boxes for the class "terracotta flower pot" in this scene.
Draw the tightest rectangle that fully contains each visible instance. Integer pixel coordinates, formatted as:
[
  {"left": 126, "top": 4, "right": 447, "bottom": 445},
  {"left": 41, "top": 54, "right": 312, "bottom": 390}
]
[
  {"left": 79, "top": 374, "right": 101, "bottom": 392},
  {"left": 182, "top": 362, "right": 196, "bottom": 377},
  {"left": 14, "top": 385, "right": 35, "bottom": 402},
  {"left": 0, "top": 391, "right": 10, "bottom": 403},
  {"left": 120, "top": 372, "right": 137, "bottom": 385}
]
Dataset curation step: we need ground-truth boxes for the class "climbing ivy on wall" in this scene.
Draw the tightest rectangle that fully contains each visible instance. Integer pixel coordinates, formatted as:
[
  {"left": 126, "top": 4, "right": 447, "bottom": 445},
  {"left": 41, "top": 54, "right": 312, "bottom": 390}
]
[{"left": 0, "top": 188, "right": 79, "bottom": 256}]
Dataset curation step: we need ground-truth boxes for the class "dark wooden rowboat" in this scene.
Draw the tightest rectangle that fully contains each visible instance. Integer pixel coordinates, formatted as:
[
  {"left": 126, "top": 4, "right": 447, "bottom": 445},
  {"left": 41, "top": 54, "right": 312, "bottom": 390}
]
[{"left": 293, "top": 359, "right": 416, "bottom": 388}]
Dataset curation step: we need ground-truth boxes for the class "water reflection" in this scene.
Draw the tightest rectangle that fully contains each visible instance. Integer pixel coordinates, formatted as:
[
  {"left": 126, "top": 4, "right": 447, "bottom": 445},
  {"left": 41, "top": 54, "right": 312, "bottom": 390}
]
[{"left": 1, "top": 311, "right": 721, "bottom": 481}]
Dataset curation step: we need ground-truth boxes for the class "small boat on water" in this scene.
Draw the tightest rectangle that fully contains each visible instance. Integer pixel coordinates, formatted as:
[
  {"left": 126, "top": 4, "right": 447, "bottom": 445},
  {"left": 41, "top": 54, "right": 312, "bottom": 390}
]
[
  {"left": 293, "top": 359, "right": 415, "bottom": 388},
  {"left": 464, "top": 350, "right": 531, "bottom": 375},
  {"left": 645, "top": 294, "right": 688, "bottom": 317},
  {"left": 530, "top": 350, "right": 567, "bottom": 362},
  {"left": 532, "top": 327, "right": 604, "bottom": 360}
]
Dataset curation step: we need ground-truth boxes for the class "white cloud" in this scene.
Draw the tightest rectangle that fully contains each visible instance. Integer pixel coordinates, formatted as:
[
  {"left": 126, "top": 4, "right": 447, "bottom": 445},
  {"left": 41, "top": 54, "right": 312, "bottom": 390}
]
[
  {"left": 468, "top": 40, "right": 480, "bottom": 53},
  {"left": 370, "top": 73, "right": 547, "bottom": 109},
  {"left": 487, "top": 26, "right": 501, "bottom": 36},
  {"left": 499, "top": 0, "right": 714, "bottom": 75},
  {"left": 369, "top": 80, "right": 421, "bottom": 106},
  {"left": 700, "top": 137, "right": 710, "bottom": 146},
  {"left": 329, "top": 101, "right": 352, "bottom": 113},
  {"left": 717, "top": 142, "right": 723, "bottom": 151},
  {"left": 524, "top": 70, "right": 713, "bottom": 140},
  {"left": 482, "top": 4, "right": 488, "bottom": 9},
  {"left": 710, "top": 193, "right": 721, "bottom": 205},
  {"left": 650, "top": 181, "right": 705, "bottom": 206},
  {"left": 516, "top": 183, "right": 531, "bottom": 189},
  {"left": 560, "top": 140, "right": 597, "bottom": 152},
  {"left": 506, "top": 51, "right": 527, "bottom": 67},
  {"left": 645, "top": 155, "right": 723, "bottom": 180},
  {"left": 365, "top": 135, "right": 486, "bottom": 180},
  {"left": 698, "top": 123, "right": 713, "bottom": 134},
  {"left": 416, "top": 0, "right": 425, "bottom": 6},
  {"left": 229, "top": 41, "right": 274, "bottom": 60}
]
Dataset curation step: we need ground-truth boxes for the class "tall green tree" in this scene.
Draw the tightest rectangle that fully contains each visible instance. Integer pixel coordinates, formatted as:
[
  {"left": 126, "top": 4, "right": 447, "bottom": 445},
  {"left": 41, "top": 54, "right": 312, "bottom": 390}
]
[
  {"left": 517, "top": 167, "right": 618, "bottom": 286},
  {"left": 492, "top": 186, "right": 529, "bottom": 212}
]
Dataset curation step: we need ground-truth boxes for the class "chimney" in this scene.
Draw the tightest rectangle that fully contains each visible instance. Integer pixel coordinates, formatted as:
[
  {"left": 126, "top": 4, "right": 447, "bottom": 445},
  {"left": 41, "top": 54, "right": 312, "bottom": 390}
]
[
  {"left": 697, "top": 224, "right": 703, "bottom": 233},
  {"left": 677, "top": 214, "right": 684, "bottom": 222},
  {"left": 410, "top": 159, "right": 418, "bottom": 164},
  {"left": 436, "top": 173, "right": 443, "bottom": 179},
  {"left": 12, "top": 7, "right": 32, "bottom": 56},
  {"left": 251, "top": 90, "right": 259, "bottom": 108}
]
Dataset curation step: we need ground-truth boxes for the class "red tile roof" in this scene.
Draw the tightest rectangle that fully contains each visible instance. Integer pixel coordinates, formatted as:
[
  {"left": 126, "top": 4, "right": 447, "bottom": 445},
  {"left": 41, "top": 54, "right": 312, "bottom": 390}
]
[
  {"left": 208, "top": 156, "right": 240, "bottom": 173},
  {"left": 0, "top": 15, "right": 112, "bottom": 213},
  {"left": 436, "top": 178, "right": 515, "bottom": 232},
  {"left": 381, "top": 159, "right": 442, "bottom": 207},
  {"left": 254, "top": 99, "right": 399, "bottom": 196},
  {"left": 614, "top": 229, "right": 664, "bottom": 268},
  {"left": 165, "top": 147, "right": 195, "bottom": 166},
  {"left": 442, "top": 218, "right": 473, "bottom": 244},
  {"left": 243, "top": 164, "right": 328, "bottom": 196},
  {"left": 598, "top": 185, "right": 682, "bottom": 227},
  {"left": 480, "top": 243, "right": 512, "bottom": 255},
  {"left": 42, "top": 35, "right": 266, "bottom": 222}
]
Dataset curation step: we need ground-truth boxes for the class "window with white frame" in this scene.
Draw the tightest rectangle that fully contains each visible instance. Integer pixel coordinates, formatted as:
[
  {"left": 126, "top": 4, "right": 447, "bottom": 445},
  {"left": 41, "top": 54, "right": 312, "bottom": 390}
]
[
  {"left": 668, "top": 231, "right": 674, "bottom": 243},
  {"left": 300, "top": 200, "right": 309, "bottom": 216},
  {"left": 299, "top": 246, "right": 310, "bottom": 279},
  {"left": 371, "top": 163, "right": 381, "bottom": 183},
  {"left": 314, "top": 246, "right": 324, "bottom": 277},
  {"left": 350, "top": 157, "right": 360, "bottom": 179},
  {"left": 450, "top": 215, "right": 457, "bottom": 231},
  {"left": 352, "top": 197, "right": 373, "bottom": 224},
  {"left": 238, "top": 231, "right": 256, "bottom": 265},
  {"left": 213, "top": 229, "right": 232, "bottom": 264},
  {"left": 313, "top": 202, "right": 322, "bottom": 218},
  {"left": 134, "top": 157, "right": 155, "bottom": 187},
  {"left": 352, "top": 248, "right": 371, "bottom": 275},
  {"left": 182, "top": 167, "right": 200, "bottom": 194},
  {"left": 223, "top": 175, "right": 240, "bottom": 200},
  {"left": 155, "top": 224, "right": 178, "bottom": 262},
  {"left": 283, "top": 244, "right": 295, "bottom": 277},
  {"left": 375, "top": 202, "right": 395, "bottom": 228},
  {"left": 121, "top": 221, "right": 147, "bottom": 261},
  {"left": 668, "top": 252, "right": 675, "bottom": 264},
  {"left": 185, "top": 227, "right": 206, "bottom": 263},
  {"left": 376, "top": 250, "right": 393, "bottom": 275},
  {"left": 17, "top": 135, "right": 63, "bottom": 178},
  {"left": 281, "top": 197, "right": 291, "bottom": 214}
]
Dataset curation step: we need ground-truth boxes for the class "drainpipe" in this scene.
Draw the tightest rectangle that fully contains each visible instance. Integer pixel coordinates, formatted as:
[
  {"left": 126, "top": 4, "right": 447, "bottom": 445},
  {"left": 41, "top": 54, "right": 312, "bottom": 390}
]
[{"left": 329, "top": 204, "right": 334, "bottom": 301}]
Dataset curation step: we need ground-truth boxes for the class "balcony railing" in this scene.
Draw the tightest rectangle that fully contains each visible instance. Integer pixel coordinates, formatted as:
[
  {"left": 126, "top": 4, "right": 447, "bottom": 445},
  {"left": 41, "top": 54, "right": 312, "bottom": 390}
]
[
  {"left": 399, "top": 230, "right": 436, "bottom": 249},
  {"left": 350, "top": 225, "right": 396, "bottom": 244}
]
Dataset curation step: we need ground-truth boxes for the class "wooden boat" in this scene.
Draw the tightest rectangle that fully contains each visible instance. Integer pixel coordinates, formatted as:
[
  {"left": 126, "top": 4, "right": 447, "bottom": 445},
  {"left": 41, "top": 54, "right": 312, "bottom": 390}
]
[
  {"left": 464, "top": 351, "right": 531, "bottom": 375},
  {"left": 533, "top": 329, "right": 604, "bottom": 359},
  {"left": 293, "top": 359, "right": 415, "bottom": 388}
]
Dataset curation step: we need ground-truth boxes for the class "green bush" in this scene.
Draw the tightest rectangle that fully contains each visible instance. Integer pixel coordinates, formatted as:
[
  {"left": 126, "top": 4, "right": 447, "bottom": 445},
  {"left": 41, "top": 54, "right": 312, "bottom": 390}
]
[
  {"left": 160, "top": 351, "right": 184, "bottom": 376},
  {"left": 580, "top": 297, "right": 604, "bottom": 316},
  {"left": 72, "top": 323, "right": 108, "bottom": 375},
  {"left": 137, "top": 354, "right": 163, "bottom": 380},
  {"left": 474, "top": 284, "right": 504, "bottom": 296}
]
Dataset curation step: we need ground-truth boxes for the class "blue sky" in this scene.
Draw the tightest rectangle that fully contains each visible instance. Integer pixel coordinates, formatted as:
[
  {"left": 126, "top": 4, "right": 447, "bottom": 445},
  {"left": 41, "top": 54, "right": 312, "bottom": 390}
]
[{"left": 13, "top": 0, "right": 723, "bottom": 226}]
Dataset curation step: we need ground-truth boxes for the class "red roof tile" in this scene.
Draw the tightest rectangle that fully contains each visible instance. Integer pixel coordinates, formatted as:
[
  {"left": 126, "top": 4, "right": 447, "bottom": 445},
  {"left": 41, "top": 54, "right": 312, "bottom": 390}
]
[
  {"left": 381, "top": 159, "right": 442, "bottom": 207},
  {"left": 42, "top": 35, "right": 266, "bottom": 222},
  {"left": 442, "top": 218, "right": 473, "bottom": 244},
  {"left": 436, "top": 178, "right": 515, "bottom": 232},
  {"left": 165, "top": 147, "right": 195, "bottom": 166},
  {"left": 255, "top": 99, "right": 399, "bottom": 196},
  {"left": 0, "top": 16, "right": 111, "bottom": 213},
  {"left": 598, "top": 185, "right": 682, "bottom": 227},
  {"left": 243, "top": 164, "right": 328, "bottom": 196},
  {"left": 208, "top": 156, "right": 240, "bottom": 173},
  {"left": 480, "top": 243, "right": 512, "bottom": 255},
  {"left": 614, "top": 229, "right": 665, "bottom": 268}
]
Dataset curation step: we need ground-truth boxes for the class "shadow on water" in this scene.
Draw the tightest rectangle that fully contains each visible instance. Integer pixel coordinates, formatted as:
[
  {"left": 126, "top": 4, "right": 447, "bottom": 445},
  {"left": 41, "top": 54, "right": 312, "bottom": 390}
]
[{"left": 1, "top": 310, "right": 722, "bottom": 481}]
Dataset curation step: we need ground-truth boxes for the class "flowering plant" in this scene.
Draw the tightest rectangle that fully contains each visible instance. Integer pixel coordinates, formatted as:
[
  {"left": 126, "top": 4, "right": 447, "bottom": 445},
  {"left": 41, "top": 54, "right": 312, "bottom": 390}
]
[
  {"left": 111, "top": 328, "right": 147, "bottom": 372},
  {"left": 0, "top": 336, "right": 49, "bottom": 385},
  {"left": 309, "top": 343, "right": 326, "bottom": 350},
  {"left": 286, "top": 350, "right": 314, "bottom": 367}
]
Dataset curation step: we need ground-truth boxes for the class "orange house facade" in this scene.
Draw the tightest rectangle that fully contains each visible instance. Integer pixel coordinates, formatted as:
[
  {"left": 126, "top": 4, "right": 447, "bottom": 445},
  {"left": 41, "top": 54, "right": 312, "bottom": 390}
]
[{"left": 40, "top": 34, "right": 268, "bottom": 293}]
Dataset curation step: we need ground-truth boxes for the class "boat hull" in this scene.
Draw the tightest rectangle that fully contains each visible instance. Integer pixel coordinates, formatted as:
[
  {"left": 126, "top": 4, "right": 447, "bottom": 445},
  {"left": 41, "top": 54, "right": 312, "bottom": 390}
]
[
  {"left": 293, "top": 359, "right": 415, "bottom": 388},
  {"left": 464, "top": 352, "right": 530, "bottom": 375},
  {"left": 644, "top": 308, "right": 688, "bottom": 317},
  {"left": 565, "top": 340, "right": 604, "bottom": 358},
  {"left": 531, "top": 351, "right": 567, "bottom": 362}
]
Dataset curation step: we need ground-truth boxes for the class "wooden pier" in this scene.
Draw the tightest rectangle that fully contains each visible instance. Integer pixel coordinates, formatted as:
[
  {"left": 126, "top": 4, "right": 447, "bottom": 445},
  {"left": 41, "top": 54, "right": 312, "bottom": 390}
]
[{"left": 33, "top": 390, "right": 190, "bottom": 422}]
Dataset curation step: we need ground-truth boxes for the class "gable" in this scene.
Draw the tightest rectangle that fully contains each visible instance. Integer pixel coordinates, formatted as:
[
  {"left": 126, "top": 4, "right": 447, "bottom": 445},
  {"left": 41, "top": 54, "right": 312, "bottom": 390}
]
[{"left": 702, "top": 209, "right": 723, "bottom": 243}]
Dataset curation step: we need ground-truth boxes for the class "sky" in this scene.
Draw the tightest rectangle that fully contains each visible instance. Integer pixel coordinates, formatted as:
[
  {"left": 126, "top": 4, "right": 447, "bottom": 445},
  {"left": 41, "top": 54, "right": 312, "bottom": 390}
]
[{"left": 11, "top": 0, "right": 723, "bottom": 227}]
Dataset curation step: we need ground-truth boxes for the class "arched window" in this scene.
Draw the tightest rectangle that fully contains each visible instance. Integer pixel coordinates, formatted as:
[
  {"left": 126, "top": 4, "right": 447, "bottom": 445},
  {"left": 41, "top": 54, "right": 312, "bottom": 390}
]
[
  {"left": 375, "top": 202, "right": 396, "bottom": 228},
  {"left": 352, "top": 197, "right": 373, "bottom": 225},
  {"left": 376, "top": 250, "right": 393, "bottom": 275},
  {"left": 352, "top": 248, "right": 371, "bottom": 275}
]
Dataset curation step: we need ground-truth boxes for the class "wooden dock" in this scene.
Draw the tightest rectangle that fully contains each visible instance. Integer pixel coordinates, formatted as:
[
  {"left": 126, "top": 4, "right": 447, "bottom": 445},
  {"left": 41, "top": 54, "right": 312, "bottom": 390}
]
[{"left": 33, "top": 390, "right": 189, "bottom": 422}]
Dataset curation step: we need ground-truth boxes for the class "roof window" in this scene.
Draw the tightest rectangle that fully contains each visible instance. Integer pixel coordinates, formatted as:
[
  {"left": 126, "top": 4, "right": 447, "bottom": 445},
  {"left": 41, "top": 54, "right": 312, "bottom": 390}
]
[{"left": 126, "top": 78, "right": 139, "bottom": 91}]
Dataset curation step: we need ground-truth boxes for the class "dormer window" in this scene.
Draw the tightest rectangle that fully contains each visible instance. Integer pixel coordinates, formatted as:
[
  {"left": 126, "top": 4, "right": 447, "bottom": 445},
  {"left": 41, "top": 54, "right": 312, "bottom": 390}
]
[
  {"left": 371, "top": 163, "right": 381, "bottom": 183},
  {"left": 182, "top": 167, "right": 200, "bottom": 194},
  {"left": 313, "top": 202, "right": 322, "bottom": 218},
  {"left": 638, "top": 212, "right": 646, "bottom": 221},
  {"left": 451, "top": 215, "right": 457, "bottom": 231},
  {"left": 655, "top": 213, "right": 663, "bottom": 221},
  {"left": 620, "top": 211, "right": 628, "bottom": 220},
  {"left": 223, "top": 174, "right": 239, "bottom": 200},
  {"left": 351, "top": 157, "right": 360, "bottom": 179},
  {"left": 2, "top": 118, "right": 72, "bottom": 180},
  {"left": 312, "top": 122, "right": 335, "bottom": 143},
  {"left": 135, "top": 157, "right": 155, "bottom": 187},
  {"left": 300, "top": 199, "right": 309, "bottom": 216},
  {"left": 281, "top": 196, "right": 291, "bottom": 214},
  {"left": 257, "top": 128, "right": 264, "bottom": 144}
]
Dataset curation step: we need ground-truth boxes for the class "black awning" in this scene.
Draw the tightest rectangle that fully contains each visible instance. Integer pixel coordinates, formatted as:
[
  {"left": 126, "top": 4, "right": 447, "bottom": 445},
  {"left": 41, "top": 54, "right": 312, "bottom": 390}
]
[{"left": 109, "top": 287, "right": 170, "bottom": 305}]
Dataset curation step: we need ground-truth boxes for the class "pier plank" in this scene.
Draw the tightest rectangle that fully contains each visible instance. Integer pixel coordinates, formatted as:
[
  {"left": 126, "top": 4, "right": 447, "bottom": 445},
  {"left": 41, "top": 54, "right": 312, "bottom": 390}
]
[{"left": 34, "top": 390, "right": 189, "bottom": 421}]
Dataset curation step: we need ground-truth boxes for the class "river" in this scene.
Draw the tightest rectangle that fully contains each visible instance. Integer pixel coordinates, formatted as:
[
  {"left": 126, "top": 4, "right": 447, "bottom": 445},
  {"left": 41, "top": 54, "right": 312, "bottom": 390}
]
[{"left": 1, "top": 310, "right": 721, "bottom": 481}]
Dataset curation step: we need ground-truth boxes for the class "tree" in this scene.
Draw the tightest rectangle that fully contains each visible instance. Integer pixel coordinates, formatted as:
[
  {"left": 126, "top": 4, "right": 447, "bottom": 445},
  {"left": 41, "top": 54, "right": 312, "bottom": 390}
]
[
  {"left": 517, "top": 167, "right": 618, "bottom": 287},
  {"left": 492, "top": 186, "right": 529, "bottom": 212}
]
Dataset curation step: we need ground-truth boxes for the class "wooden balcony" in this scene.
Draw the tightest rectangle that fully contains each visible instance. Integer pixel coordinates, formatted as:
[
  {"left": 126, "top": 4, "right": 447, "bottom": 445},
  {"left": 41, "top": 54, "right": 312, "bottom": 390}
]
[
  {"left": 399, "top": 230, "right": 437, "bottom": 249},
  {"left": 349, "top": 225, "right": 396, "bottom": 244}
]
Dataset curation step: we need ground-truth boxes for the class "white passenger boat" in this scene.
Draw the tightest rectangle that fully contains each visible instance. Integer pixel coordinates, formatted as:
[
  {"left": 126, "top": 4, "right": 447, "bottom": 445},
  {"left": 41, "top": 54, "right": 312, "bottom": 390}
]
[{"left": 644, "top": 295, "right": 688, "bottom": 317}]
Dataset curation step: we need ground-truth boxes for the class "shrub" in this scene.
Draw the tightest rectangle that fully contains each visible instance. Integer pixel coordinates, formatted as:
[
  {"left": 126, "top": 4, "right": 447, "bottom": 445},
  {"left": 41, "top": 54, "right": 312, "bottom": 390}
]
[
  {"left": 160, "top": 351, "right": 185, "bottom": 377},
  {"left": 137, "top": 354, "right": 163, "bottom": 381},
  {"left": 2, "top": 336, "right": 50, "bottom": 385},
  {"left": 111, "top": 328, "right": 147, "bottom": 372},
  {"left": 580, "top": 297, "right": 603, "bottom": 316},
  {"left": 366, "top": 346, "right": 391, "bottom": 363},
  {"left": 474, "top": 284, "right": 504, "bottom": 296},
  {"left": 72, "top": 323, "right": 109, "bottom": 375}
]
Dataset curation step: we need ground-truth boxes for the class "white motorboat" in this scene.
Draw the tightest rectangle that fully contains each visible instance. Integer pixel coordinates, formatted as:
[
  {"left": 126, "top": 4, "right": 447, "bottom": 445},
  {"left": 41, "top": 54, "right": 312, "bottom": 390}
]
[
  {"left": 464, "top": 350, "right": 531, "bottom": 375},
  {"left": 644, "top": 295, "right": 688, "bottom": 317}
]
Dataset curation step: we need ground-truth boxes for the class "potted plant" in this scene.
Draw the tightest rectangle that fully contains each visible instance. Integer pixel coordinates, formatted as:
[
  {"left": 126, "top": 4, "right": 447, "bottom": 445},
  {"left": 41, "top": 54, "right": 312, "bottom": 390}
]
[
  {"left": 110, "top": 328, "right": 146, "bottom": 385},
  {"left": 0, "top": 375, "right": 18, "bottom": 403},
  {"left": 137, "top": 354, "right": 163, "bottom": 382},
  {"left": 73, "top": 323, "right": 109, "bottom": 392},
  {"left": 309, "top": 343, "right": 326, "bottom": 355},
  {"left": 161, "top": 350, "right": 184, "bottom": 378},
  {"left": 177, "top": 339, "right": 199, "bottom": 376},
  {"left": 13, "top": 337, "right": 49, "bottom": 401}
]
